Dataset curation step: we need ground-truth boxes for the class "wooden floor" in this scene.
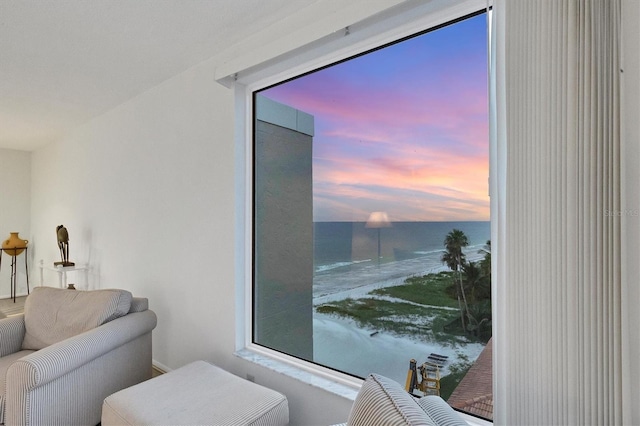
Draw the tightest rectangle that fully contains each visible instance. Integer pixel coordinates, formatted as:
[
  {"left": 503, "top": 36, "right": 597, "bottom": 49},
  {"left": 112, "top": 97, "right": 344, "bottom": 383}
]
[{"left": 0, "top": 295, "right": 26, "bottom": 318}]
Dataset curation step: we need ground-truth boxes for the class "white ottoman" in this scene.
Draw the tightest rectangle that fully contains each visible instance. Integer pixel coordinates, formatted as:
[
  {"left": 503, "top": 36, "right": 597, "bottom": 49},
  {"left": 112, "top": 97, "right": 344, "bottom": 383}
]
[{"left": 102, "top": 360, "right": 289, "bottom": 425}]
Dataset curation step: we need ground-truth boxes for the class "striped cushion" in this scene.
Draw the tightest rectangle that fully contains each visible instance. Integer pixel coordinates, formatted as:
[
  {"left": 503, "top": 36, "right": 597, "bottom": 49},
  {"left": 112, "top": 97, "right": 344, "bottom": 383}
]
[
  {"left": 21, "top": 287, "right": 132, "bottom": 350},
  {"left": 347, "top": 374, "right": 436, "bottom": 426},
  {"left": 417, "top": 396, "right": 469, "bottom": 426}
]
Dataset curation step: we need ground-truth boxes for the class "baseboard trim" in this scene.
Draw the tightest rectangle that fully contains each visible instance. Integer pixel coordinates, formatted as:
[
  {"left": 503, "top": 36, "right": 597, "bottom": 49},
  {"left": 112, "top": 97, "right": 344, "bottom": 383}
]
[{"left": 152, "top": 360, "right": 171, "bottom": 374}]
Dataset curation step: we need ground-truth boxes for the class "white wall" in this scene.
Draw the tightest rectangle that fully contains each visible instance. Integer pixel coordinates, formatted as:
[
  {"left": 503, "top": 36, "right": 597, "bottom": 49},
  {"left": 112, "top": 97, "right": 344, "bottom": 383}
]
[
  {"left": 0, "top": 148, "right": 31, "bottom": 297},
  {"left": 32, "top": 58, "right": 237, "bottom": 364}
]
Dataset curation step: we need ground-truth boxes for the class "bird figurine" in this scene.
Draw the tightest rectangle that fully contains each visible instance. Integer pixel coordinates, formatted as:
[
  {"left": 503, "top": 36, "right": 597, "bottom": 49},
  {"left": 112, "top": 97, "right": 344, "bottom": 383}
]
[{"left": 54, "top": 225, "right": 75, "bottom": 266}]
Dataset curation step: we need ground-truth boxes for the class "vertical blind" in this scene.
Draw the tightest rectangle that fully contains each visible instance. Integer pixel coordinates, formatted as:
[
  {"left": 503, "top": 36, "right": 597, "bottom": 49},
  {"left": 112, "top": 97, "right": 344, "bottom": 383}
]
[{"left": 491, "top": 0, "right": 632, "bottom": 424}]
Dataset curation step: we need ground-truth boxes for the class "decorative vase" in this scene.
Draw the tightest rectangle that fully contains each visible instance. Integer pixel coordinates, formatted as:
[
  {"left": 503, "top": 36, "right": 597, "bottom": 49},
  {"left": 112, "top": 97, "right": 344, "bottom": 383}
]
[{"left": 2, "top": 232, "right": 28, "bottom": 257}]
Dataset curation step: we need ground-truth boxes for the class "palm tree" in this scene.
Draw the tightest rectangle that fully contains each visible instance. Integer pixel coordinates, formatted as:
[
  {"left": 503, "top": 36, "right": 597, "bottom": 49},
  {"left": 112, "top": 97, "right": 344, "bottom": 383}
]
[
  {"left": 462, "top": 261, "right": 486, "bottom": 336},
  {"left": 477, "top": 240, "right": 492, "bottom": 301},
  {"left": 441, "top": 229, "right": 469, "bottom": 331},
  {"left": 479, "top": 240, "right": 491, "bottom": 279},
  {"left": 462, "top": 261, "right": 482, "bottom": 302}
]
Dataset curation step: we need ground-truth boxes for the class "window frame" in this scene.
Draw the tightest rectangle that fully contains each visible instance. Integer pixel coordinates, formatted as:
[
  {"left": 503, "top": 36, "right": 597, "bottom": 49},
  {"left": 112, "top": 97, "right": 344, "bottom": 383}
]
[{"left": 233, "top": 2, "right": 494, "bottom": 422}]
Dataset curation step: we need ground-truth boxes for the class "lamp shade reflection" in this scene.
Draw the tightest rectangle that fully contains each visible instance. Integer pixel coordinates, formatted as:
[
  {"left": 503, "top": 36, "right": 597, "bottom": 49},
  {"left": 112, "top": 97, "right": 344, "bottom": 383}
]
[
  {"left": 366, "top": 212, "right": 391, "bottom": 265},
  {"left": 365, "top": 212, "right": 392, "bottom": 228}
]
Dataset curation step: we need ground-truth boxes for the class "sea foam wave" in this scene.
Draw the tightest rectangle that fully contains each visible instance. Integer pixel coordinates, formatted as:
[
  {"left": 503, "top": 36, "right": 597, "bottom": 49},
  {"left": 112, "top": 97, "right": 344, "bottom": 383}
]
[{"left": 315, "top": 259, "right": 371, "bottom": 273}]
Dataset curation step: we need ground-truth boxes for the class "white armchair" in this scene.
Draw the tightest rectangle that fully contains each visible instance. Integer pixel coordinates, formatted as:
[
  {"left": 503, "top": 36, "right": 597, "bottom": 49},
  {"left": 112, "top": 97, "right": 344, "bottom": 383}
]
[{"left": 0, "top": 287, "right": 157, "bottom": 426}]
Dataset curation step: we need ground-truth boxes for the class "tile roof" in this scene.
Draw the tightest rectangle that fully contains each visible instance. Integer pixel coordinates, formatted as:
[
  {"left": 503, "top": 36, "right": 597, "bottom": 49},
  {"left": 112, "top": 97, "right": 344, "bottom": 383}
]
[{"left": 447, "top": 337, "right": 493, "bottom": 420}]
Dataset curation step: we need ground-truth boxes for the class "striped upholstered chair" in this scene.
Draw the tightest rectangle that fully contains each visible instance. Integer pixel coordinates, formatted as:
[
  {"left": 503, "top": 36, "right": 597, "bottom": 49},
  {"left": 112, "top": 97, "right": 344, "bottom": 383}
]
[
  {"left": 0, "top": 286, "right": 157, "bottom": 426},
  {"left": 344, "top": 373, "right": 469, "bottom": 426}
]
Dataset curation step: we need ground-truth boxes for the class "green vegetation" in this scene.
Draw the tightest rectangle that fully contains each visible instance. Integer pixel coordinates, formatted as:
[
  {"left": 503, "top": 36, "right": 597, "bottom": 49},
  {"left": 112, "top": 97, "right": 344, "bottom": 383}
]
[
  {"left": 371, "top": 271, "right": 459, "bottom": 308},
  {"left": 316, "top": 296, "right": 465, "bottom": 345},
  {"left": 441, "top": 229, "right": 470, "bottom": 333}
]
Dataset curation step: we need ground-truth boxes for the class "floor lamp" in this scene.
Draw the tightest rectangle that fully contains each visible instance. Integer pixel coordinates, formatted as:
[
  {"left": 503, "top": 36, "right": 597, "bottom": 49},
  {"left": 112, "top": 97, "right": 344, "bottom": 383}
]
[{"left": 366, "top": 212, "right": 391, "bottom": 266}]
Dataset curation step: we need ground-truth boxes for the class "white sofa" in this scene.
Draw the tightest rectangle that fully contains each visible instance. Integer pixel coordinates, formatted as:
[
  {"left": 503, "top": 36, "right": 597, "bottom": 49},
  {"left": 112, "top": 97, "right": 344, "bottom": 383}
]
[
  {"left": 343, "top": 373, "right": 469, "bottom": 426},
  {"left": 0, "top": 287, "right": 157, "bottom": 426}
]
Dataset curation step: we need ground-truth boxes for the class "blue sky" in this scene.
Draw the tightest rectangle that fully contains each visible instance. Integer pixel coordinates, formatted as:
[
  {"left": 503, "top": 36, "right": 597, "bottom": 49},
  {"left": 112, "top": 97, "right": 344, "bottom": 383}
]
[{"left": 260, "top": 13, "right": 488, "bottom": 222}]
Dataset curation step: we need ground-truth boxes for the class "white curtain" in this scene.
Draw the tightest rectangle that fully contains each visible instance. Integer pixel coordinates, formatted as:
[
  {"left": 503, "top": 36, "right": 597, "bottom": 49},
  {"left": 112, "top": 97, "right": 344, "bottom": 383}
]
[{"left": 490, "top": 0, "right": 640, "bottom": 424}]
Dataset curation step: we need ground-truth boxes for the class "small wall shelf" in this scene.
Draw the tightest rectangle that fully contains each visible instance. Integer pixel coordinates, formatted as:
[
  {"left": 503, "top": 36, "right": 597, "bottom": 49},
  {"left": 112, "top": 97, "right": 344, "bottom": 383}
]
[{"left": 39, "top": 260, "right": 89, "bottom": 289}]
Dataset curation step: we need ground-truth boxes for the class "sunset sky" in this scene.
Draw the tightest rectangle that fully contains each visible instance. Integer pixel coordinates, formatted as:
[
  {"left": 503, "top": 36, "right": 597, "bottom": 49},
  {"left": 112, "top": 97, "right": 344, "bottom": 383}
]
[{"left": 260, "top": 13, "right": 488, "bottom": 223}]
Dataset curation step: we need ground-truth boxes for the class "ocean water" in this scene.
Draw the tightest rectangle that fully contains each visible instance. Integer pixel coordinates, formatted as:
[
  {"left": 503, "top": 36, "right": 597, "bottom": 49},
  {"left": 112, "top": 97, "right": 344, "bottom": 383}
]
[{"left": 314, "top": 221, "right": 490, "bottom": 274}]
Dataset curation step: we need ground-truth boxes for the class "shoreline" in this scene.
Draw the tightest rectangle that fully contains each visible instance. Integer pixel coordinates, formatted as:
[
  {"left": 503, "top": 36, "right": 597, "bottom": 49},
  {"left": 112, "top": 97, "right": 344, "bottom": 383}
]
[{"left": 313, "top": 246, "right": 485, "bottom": 304}]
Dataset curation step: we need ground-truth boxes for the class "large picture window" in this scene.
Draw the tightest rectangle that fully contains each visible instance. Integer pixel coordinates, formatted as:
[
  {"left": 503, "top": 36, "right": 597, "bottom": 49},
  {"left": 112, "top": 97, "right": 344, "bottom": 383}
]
[{"left": 253, "top": 11, "right": 491, "bottom": 420}]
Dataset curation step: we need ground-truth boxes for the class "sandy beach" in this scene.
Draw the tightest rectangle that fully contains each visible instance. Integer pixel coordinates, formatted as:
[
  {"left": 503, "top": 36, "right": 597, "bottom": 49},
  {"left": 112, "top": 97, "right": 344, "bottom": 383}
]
[
  {"left": 312, "top": 245, "right": 487, "bottom": 386},
  {"left": 313, "top": 314, "right": 485, "bottom": 385}
]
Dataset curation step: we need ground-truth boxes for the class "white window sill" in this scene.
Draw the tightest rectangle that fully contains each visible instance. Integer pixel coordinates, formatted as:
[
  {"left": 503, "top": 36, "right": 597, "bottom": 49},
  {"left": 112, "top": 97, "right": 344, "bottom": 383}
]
[
  {"left": 235, "top": 347, "right": 493, "bottom": 426},
  {"left": 234, "top": 347, "right": 360, "bottom": 401},
  {"left": 460, "top": 413, "right": 493, "bottom": 426}
]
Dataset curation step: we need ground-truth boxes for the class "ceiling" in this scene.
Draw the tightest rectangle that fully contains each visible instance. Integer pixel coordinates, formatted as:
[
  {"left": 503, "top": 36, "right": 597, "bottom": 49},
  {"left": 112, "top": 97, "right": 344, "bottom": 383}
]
[{"left": 0, "top": 0, "right": 317, "bottom": 151}]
